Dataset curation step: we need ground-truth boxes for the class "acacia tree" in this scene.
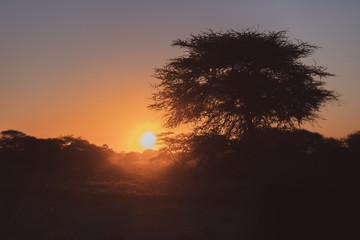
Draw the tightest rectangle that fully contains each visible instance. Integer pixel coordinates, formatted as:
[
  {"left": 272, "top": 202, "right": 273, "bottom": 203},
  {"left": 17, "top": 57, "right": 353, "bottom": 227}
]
[{"left": 149, "top": 29, "right": 337, "bottom": 139}]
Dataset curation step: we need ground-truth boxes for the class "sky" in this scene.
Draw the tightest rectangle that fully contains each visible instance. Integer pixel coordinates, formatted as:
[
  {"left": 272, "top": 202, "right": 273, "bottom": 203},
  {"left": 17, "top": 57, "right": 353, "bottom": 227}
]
[{"left": 1, "top": 0, "right": 359, "bottom": 152}]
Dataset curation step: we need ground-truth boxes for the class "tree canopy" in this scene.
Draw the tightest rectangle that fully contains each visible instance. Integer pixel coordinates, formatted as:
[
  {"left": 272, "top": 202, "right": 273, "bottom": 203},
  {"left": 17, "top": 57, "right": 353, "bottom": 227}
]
[{"left": 149, "top": 29, "right": 337, "bottom": 138}]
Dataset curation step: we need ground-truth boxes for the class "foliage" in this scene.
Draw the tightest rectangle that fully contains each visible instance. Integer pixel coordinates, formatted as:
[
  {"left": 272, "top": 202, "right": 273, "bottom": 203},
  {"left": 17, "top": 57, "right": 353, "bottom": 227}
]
[
  {"left": 150, "top": 29, "right": 337, "bottom": 138},
  {"left": 157, "top": 131, "right": 231, "bottom": 169},
  {"left": 0, "top": 130, "right": 118, "bottom": 184},
  {"left": 1, "top": 129, "right": 360, "bottom": 239},
  {"left": 345, "top": 130, "right": 360, "bottom": 149}
]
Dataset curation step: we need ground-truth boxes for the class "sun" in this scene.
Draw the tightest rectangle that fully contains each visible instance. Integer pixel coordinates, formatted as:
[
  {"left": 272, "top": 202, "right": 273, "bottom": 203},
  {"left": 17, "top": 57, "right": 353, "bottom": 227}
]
[{"left": 139, "top": 131, "right": 156, "bottom": 149}]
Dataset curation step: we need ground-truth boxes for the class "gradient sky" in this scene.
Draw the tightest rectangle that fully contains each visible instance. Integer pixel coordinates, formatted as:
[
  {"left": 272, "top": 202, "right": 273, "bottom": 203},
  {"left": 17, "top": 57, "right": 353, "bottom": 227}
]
[{"left": 1, "top": 0, "right": 359, "bottom": 152}]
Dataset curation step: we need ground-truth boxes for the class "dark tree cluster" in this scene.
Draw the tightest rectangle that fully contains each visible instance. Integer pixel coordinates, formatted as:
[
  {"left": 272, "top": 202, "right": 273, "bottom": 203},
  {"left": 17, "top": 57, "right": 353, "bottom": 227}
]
[
  {"left": 0, "top": 130, "right": 120, "bottom": 186},
  {"left": 159, "top": 129, "right": 360, "bottom": 239},
  {"left": 1, "top": 129, "right": 360, "bottom": 239}
]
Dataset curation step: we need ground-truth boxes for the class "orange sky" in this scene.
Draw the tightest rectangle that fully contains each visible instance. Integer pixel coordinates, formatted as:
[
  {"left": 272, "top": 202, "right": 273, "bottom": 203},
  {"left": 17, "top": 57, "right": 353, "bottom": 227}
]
[{"left": 1, "top": 1, "right": 359, "bottom": 152}]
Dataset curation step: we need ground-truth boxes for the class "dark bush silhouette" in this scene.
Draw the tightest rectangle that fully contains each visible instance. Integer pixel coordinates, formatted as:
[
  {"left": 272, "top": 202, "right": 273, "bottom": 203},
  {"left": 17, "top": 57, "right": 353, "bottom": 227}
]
[
  {"left": 160, "top": 129, "right": 360, "bottom": 239},
  {"left": 345, "top": 130, "right": 360, "bottom": 152},
  {"left": 1, "top": 129, "right": 360, "bottom": 239},
  {"left": 0, "top": 130, "right": 120, "bottom": 186},
  {"left": 0, "top": 130, "right": 133, "bottom": 239}
]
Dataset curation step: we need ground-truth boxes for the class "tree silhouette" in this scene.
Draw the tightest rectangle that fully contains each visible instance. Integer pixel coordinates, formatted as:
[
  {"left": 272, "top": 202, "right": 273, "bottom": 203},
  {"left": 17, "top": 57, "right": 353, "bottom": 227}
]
[{"left": 149, "top": 29, "right": 337, "bottom": 138}]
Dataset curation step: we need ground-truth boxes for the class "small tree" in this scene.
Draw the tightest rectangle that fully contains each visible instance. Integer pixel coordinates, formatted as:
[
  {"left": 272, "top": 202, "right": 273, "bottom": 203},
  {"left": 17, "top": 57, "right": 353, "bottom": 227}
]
[{"left": 149, "top": 29, "right": 337, "bottom": 138}]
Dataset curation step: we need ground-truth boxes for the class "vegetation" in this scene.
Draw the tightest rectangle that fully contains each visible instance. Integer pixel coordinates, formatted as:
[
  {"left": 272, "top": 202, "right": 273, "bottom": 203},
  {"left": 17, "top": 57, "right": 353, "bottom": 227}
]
[
  {"left": 150, "top": 29, "right": 337, "bottom": 138},
  {"left": 1, "top": 129, "right": 359, "bottom": 239}
]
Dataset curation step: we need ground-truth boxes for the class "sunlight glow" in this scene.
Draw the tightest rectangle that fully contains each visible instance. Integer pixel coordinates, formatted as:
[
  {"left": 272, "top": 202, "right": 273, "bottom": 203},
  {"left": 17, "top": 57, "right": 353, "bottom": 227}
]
[{"left": 139, "top": 131, "right": 156, "bottom": 149}]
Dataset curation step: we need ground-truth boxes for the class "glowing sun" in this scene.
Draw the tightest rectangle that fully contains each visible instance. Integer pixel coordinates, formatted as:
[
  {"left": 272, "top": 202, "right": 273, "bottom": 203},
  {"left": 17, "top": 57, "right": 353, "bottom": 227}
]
[{"left": 139, "top": 131, "right": 156, "bottom": 149}]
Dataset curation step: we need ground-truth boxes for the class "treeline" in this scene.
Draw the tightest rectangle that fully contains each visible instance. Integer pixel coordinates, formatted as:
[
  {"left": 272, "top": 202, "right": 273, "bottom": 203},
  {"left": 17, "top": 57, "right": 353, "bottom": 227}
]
[
  {"left": 164, "top": 129, "right": 360, "bottom": 239},
  {"left": 0, "top": 130, "right": 168, "bottom": 239},
  {"left": 0, "top": 130, "right": 169, "bottom": 198},
  {"left": 1, "top": 129, "right": 360, "bottom": 239},
  {"left": 170, "top": 129, "right": 360, "bottom": 239},
  {"left": 1, "top": 128, "right": 360, "bottom": 193},
  {"left": 0, "top": 130, "right": 120, "bottom": 185},
  {"left": 170, "top": 129, "right": 360, "bottom": 188}
]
